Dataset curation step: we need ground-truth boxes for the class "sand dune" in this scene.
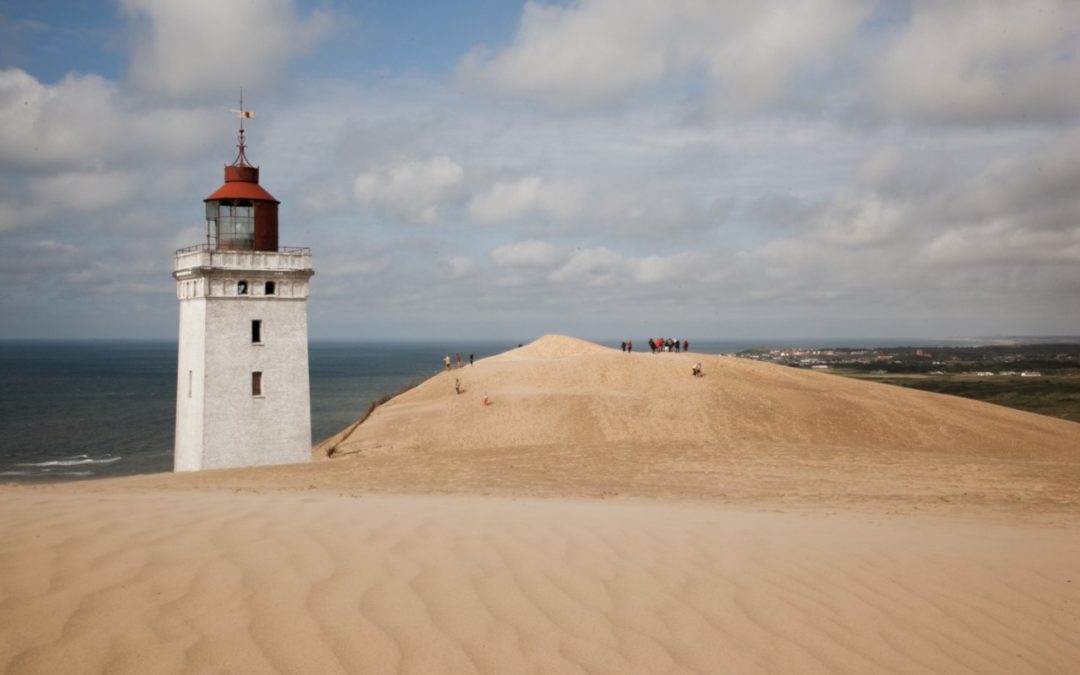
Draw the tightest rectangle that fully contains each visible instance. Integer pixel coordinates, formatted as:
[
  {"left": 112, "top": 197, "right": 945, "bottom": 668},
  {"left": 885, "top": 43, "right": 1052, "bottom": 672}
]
[
  {"left": 3, "top": 335, "right": 1080, "bottom": 674},
  {"left": 332, "top": 334, "right": 1079, "bottom": 459},
  {"left": 2, "top": 491, "right": 1078, "bottom": 674},
  {"left": 303, "top": 334, "right": 1080, "bottom": 516}
]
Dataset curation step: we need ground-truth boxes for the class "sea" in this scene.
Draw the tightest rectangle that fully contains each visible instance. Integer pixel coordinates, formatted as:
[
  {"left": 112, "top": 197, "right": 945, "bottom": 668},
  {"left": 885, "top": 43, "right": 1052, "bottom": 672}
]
[{"left": 0, "top": 337, "right": 972, "bottom": 483}]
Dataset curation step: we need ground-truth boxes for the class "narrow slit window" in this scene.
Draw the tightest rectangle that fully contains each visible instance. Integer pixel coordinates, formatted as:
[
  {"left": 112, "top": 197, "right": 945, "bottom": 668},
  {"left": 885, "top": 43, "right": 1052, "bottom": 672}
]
[
  {"left": 188, "top": 370, "right": 192, "bottom": 398},
  {"left": 265, "top": 281, "right": 276, "bottom": 295},
  {"left": 252, "top": 319, "right": 262, "bottom": 343},
  {"left": 252, "top": 371, "right": 263, "bottom": 397}
]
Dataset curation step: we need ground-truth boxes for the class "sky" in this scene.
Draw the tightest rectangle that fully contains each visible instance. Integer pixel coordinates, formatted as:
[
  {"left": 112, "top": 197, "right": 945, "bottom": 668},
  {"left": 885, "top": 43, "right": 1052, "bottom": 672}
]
[{"left": 1, "top": 0, "right": 1079, "bottom": 341}]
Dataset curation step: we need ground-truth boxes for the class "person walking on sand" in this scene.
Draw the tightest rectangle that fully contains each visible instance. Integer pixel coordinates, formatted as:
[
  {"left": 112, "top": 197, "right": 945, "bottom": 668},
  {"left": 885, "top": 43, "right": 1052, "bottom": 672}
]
[
  {"left": 684, "top": 339, "right": 689, "bottom": 353},
  {"left": 469, "top": 353, "right": 474, "bottom": 366},
  {"left": 443, "top": 355, "right": 451, "bottom": 370},
  {"left": 456, "top": 353, "right": 462, "bottom": 369},
  {"left": 628, "top": 339, "right": 633, "bottom": 353},
  {"left": 621, "top": 340, "right": 627, "bottom": 352}
]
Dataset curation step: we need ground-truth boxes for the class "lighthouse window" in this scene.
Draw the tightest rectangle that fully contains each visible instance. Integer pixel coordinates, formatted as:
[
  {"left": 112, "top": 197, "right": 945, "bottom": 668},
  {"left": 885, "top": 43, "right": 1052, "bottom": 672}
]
[
  {"left": 237, "top": 280, "right": 248, "bottom": 295},
  {"left": 216, "top": 201, "right": 255, "bottom": 250},
  {"left": 265, "top": 281, "right": 275, "bottom": 295},
  {"left": 252, "top": 320, "right": 262, "bottom": 344},
  {"left": 252, "top": 371, "right": 263, "bottom": 397}
]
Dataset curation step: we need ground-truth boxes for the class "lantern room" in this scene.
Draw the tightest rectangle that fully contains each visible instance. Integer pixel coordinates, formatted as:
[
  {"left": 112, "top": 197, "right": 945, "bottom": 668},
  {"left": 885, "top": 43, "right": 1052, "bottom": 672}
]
[{"left": 204, "top": 115, "right": 279, "bottom": 252}]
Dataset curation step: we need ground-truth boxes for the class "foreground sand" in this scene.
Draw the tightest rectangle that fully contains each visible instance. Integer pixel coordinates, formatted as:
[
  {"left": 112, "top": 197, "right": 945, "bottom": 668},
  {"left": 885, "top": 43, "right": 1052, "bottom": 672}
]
[
  {"left": 2, "top": 491, "right": 1078, "bottom": 674},
  {"left": 2, "top": 335, "right": 1080, "bottom": 673}
]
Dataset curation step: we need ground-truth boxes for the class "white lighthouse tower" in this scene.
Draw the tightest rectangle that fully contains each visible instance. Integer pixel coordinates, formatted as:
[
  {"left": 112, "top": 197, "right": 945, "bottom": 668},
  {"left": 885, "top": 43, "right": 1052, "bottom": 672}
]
[{"left": 172, "top": 105, "right": 314, "bottom": 471}]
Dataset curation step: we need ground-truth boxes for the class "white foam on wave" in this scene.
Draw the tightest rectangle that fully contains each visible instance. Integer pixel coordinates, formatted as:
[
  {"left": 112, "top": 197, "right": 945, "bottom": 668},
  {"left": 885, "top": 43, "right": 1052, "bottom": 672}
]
[{"left": 17, "top": 455, "right": 122, "bottom": 468}]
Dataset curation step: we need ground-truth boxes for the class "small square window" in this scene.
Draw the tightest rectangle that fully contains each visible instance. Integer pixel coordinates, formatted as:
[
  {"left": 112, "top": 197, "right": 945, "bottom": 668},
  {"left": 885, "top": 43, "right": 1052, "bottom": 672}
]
[
  {"left": 238, "top": 280, "right": 248, "bottom": 295},
  {"left": 252, "top": 371, "right": 262, "bottom": 397},
  {"left": 265, "top": 281, "right": 276, "bottom": 295}
]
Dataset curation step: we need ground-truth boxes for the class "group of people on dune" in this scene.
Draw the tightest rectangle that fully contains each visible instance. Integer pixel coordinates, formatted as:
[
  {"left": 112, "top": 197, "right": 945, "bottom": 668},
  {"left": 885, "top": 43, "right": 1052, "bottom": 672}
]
[
  {"left": 620, "top": 338, "right": 690, "bottom": 353},
  {"left": 649, "top": 337, "right": 688, "bottom": 353}
]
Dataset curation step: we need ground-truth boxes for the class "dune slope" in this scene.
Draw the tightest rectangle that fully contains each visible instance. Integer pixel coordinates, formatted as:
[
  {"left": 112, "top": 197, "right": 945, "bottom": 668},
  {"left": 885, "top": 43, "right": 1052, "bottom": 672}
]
[
  {"left": 299, "top": 335, "right": 1080, "bottom": 515},
  {"left": 334, "top": 334, "right": 1079, "bottom": 458}
]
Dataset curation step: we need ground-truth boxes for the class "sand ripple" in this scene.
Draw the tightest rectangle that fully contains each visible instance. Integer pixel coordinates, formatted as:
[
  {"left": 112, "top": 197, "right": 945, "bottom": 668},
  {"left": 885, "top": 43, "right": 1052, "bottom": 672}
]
[{"left": 2, "top": 491, "right": 1078, "bottom": 674}]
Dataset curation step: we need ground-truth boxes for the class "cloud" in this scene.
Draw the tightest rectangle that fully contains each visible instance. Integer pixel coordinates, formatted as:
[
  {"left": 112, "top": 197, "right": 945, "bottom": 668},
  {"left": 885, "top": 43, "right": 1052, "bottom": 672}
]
[
  {"left": 458, "top": 0, "right": 868, "bottom": 111},
  {"left": 0, "top": 69, "right": 123, "bottom": 170},
  {"left": 815, "top": 194, "right": 908, "bottom": 247},
  {"left": 490, "top": 239, "right": 562, "bottom": 267},
  {"left": 744, "top": 192, "right": 821, "bottom": 231},
  {"left": 30, "top": 171, "right": 138, "bottom": 211},
  {"left": 441, "top": 256, "right": 474, "bottom": 280},
  {"left": 872, "top": 0, "right": 1080, "bottom": 124},
  {"left": 590, "top": 180, "right": 713, "bottom": 237},
  {"left": 548, "top": 246, "right": 623, "bottom": 285},
  {"left": 354, "top": 156, "right": 464, "bottom": 224},
  {"left": 0, "top": 239, "right": 79, "bottom": 275},
  {"left": 468, "top": 176, "right": 584, "bottom": 224},
  {"left": 628, "top": 252, "right": 709, "bottom": 284},
  {"left": 0, "top": 68, "right": 219, "bottom": 173},
  {"left": 918, "top": 222, "right": 1080, "bottom": 266},
  {"left": 468, "top": 176, "right": 543, "bottom": 223},
  {"left": 120, "top": 0, "right": 335, "bottom": 99}
]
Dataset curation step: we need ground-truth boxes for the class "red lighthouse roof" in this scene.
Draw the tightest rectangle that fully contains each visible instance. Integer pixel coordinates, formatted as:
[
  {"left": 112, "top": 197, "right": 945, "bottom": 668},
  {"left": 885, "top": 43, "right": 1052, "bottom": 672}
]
[{"left": 205, "top": 179, "right": 278, "bottom": 203}]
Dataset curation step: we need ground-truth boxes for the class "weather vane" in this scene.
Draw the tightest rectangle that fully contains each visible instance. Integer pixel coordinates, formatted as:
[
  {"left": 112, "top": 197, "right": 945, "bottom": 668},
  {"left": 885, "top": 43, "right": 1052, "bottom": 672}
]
[{"left": 229, "top": 89, "right": 255, "bottom": 166}]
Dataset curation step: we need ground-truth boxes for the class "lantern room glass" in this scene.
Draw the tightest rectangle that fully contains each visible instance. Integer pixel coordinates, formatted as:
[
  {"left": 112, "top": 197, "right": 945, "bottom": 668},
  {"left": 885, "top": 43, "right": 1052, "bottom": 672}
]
[{"left": 209, "top": 200, "right": 255, "bottom": 250}]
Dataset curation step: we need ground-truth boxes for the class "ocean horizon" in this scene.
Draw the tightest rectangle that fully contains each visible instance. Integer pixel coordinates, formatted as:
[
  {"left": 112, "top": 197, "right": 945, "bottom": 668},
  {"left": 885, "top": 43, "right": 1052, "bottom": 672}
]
[{"left": 2, "top": 335, "right": 1067, "bottom": 483}]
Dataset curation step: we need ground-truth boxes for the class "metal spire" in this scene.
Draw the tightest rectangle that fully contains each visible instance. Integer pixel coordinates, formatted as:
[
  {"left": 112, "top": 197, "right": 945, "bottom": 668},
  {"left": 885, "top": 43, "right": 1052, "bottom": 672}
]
[{"left": 229, "top": 89, "right": 255, "bottom": 167}]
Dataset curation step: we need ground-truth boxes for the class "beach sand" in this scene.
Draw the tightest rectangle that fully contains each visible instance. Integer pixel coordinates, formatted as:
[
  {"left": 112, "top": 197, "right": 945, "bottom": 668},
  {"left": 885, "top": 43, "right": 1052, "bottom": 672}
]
[{"left": 2, "top": 335, "right": 1079, "bottom": 673}]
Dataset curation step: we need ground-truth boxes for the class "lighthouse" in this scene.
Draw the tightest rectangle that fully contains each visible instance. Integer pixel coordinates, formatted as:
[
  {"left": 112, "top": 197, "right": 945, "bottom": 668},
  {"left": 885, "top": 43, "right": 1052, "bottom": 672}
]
[{"left": 172, "top": 105, "right": 314, "bottom": 471}]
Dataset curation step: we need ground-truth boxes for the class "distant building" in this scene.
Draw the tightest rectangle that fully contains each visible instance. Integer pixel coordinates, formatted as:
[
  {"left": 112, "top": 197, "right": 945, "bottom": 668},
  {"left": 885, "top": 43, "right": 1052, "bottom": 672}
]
[{"left": 172, "top": 104, "right": 314, "bottom": 471}]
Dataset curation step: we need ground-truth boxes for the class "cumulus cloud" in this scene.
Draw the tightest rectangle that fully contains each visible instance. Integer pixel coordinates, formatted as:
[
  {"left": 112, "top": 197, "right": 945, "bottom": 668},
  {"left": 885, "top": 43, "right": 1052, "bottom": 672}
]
[
  {"left": 548, "top": 246, "right": 623, "bottom": 285},
  {"left": 627, "top": 252, "right": 709, "bottom": 284},
  {"left": 458, "top": 0, "right": 868, "bottom": 111},
  {"left": 468, "top": 176, "right": 584, "bottom": 224},
  {"left": 872, "top": 0, "right": 1080, "bottom": 124},
  {"left": 919, "top": 222, "right": 1080, "bottom": 266},
  {"left": 0, "top": 68, "right": 218, "bottom": 172},
  {"left": 590, "top": 179, "right": 714, "bottom": 237},
  {"left": 30, "top": 171, "right": 139, "bottom": 212},
  {"left": 490, "top": 239, "right": 562, "bottom": 267},
  {"left": 441, "top": 256, "right": 475, "bottom": 280},
  {"left": 120, "top": 0, "right": 334, "bottom": 99},
  {"left": 0, "top": 69, "right": 123, "bottom": 170},
  {"left": 354, "top": 156, "right": 464, "bottom": 224}
]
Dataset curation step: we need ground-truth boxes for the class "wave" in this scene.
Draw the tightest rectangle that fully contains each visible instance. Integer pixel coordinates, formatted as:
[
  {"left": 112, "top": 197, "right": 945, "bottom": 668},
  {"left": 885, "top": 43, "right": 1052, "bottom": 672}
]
[{"left": 16, "top": 455, "right": 122, "bottom": 468}]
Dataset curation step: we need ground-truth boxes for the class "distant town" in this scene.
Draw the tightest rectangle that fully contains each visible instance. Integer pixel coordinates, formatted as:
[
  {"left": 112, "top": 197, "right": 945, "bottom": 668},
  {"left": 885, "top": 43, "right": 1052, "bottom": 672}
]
[
  {"left": 737, "top": 343, "right": 1080, "bottom": 376},
  {"left": 737, "top": 343, "right": 1080, "bottom": 423}
]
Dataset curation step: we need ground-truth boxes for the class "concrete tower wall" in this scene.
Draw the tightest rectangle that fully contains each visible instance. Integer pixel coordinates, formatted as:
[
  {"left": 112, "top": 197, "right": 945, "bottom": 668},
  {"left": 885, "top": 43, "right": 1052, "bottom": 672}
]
[
  {"left": 200, "top": 296, "right": 312, "bottom": 469},
  {"left": 174, "top": 298, "right": 206, "bottom": 471},
  {"left": 173, "top": 249, "right": 313, "bottom": 471}
]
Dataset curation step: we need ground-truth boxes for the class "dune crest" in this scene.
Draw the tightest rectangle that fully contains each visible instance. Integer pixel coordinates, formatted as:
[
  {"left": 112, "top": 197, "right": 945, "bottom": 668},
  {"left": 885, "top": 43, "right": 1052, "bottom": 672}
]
[
  {"left": 333, "top": 335, "right": 1080, "bottom": 460},
  {"left": 492, "top": 334, "right": 615, "bottom": 360}
]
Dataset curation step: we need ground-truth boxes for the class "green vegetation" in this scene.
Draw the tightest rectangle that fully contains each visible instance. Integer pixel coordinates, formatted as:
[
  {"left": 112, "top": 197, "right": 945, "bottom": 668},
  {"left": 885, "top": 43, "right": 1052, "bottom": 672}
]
[
  {"left": 836, "top": 371, "right": 1080, "bottom": 423},
  {"left": 737, "top": 342, "right": 1080, "bottom": 424}
]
